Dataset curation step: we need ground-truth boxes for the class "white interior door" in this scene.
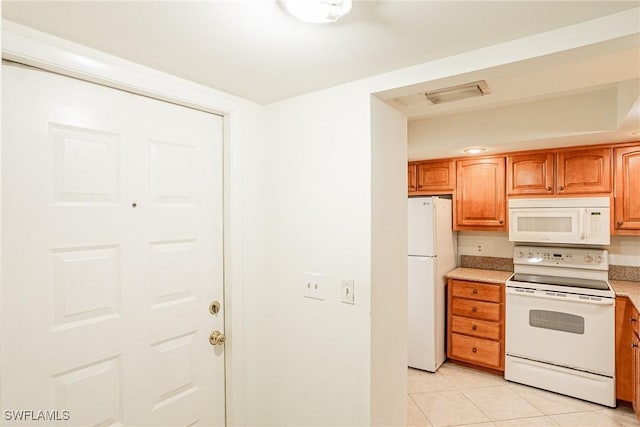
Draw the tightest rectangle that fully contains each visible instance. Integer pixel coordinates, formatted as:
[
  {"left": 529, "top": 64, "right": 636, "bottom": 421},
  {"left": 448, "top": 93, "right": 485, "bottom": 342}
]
[{"left": 1, "top": 63, "right": 225, "bottom": 426}]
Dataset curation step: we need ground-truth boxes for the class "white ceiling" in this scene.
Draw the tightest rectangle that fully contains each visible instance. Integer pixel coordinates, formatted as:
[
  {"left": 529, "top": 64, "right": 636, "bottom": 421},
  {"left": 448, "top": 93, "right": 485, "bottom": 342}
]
[{"left": 2, "top": 0, "right": 638, "bottom": 105}]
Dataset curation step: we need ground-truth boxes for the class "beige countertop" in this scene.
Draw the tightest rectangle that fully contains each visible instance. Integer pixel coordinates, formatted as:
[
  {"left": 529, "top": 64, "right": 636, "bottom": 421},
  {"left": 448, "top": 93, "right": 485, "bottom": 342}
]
[
  {"left": 445, "top": 267, "right": 512, "bottom": 284},
  {"left": 611, "top": 280, "right": 640, "bottom": 310}
]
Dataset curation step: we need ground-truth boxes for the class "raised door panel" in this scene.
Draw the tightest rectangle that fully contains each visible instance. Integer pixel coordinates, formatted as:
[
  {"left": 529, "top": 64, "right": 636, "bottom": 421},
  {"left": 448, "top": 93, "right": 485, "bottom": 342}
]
[
  {"left": 556, "top": 148, "right": 611, "bottom": 194},
  {"left": 507, "top": 152, "right": 554, "bottom": 195},
  {"left": 408, "top": 163, "right": 417, "bottom": 193},
  {"left": 614, "top": 145, "right": 640, "bottom": 232},
  {"left": 456, "top": 157, "right": 506, "bottom": 230},
  {"left": 615, "top": 297, "right": 634, "bottom": 402},
  {"left": 416, "top": 160, "right": 455, "bottom": 192}
]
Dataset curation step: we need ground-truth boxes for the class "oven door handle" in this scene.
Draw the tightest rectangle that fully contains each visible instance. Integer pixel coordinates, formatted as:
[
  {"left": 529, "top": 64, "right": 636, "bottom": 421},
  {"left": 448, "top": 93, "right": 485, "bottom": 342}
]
[{"left": 506, "top": 287, "right": 614, "bottom": 305}]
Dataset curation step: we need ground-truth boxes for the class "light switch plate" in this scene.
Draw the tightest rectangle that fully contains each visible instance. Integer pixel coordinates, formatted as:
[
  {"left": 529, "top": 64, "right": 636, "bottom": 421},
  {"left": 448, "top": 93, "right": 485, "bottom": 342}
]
[
  {"left": 304, "top": 273, "right": 324, "bottom": 300},
  {"left": 341, "top": 278, "right": 355, "bottom": 305}
]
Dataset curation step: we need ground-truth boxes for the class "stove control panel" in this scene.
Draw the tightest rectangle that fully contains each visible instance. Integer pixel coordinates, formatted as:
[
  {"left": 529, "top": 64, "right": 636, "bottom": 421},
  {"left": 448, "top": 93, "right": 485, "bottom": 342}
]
[{"left": 513, "top": 245, "right": 609, "bottom": 269}]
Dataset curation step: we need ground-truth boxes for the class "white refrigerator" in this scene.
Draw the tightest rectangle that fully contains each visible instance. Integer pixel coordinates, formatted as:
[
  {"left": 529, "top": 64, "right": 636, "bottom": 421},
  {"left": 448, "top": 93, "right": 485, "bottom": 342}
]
[{"left": 408, "top": 196, "right": 457, "bottom": 372}]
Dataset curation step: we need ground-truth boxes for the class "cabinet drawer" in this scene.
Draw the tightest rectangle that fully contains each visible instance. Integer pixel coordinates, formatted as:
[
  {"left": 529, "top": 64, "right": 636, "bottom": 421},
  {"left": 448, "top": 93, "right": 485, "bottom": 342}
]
[
  {"left": 451, "top": 280, "right": 501, "bottom": 303},
  {"left": 451, "top": 315, "right": 501, "bottom": 341},
  {"left": 450, "top": 333, "right": 501, "bottom": 368},
  {"left": 451, "top": 298, "right": 501, "bottom": 321}
]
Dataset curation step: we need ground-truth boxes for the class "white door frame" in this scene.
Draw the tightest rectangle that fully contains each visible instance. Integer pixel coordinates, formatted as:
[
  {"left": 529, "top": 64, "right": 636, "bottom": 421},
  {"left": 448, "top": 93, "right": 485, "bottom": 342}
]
[{"left": 0, "top": 20, "right": 246, "bottom": 426}]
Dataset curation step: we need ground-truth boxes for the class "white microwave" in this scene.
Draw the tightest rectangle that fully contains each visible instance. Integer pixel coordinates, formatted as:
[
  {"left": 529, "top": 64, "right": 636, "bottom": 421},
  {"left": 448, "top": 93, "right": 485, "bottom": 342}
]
[{"left": 508, "top": 197, "right": 610, "bottom": 245}]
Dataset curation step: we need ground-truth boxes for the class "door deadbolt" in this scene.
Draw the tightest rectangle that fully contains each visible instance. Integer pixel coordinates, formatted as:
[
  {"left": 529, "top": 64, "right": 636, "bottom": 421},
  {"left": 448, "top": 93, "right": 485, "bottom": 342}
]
[
  {"left": 209, "top": 300, "right": 221, "bottom": 315},
  {"left": 209, "top": 330, "right": 225, "bottom": 346}
]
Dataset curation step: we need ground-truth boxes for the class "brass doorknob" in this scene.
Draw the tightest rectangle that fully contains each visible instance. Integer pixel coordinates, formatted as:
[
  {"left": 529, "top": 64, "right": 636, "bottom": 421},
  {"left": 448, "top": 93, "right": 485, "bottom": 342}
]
[{"left": 209, "top": 330, "right": 226, "bottom": 346}]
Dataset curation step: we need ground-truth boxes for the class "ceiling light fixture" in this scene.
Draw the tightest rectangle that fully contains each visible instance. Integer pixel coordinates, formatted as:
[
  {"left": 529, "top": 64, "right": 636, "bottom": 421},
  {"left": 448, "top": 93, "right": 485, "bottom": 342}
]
[
  {"left": 283, "top": 0, "right": 352, "bottom": 23},
  {"left": 463, "top": 147, "right": 487, "bottom": 154},
  {"left": 425, "top": 80, "right": 490, "bottom": 105}
]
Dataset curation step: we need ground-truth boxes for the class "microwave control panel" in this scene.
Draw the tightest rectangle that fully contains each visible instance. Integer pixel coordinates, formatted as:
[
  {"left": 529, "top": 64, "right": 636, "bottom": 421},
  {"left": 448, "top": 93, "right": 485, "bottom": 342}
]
[{"left": 513, "top": 245, "right": 609, "bottom": 269}]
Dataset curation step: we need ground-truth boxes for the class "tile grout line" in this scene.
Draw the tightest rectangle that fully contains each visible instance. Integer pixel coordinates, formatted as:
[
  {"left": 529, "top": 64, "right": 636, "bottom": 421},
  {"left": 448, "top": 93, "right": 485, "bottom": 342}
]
[{"left": 408, "top": 392, "right": 434, "bottom": 427}]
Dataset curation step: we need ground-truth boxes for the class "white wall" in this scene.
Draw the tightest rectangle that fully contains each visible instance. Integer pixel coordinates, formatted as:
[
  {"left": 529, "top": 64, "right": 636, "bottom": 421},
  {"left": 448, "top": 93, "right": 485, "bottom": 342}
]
[
  {"left": 370, "top": 96, "right": 408, "bottom": 426},
  {"left": 457, "top": 232, "right": 640, "bottom": 267},
  {"left": 457, "top": 231, "right": 514, "bottom": 261},
  {"left": 241, "top": 83, "right": 374, "bottom": 425}
]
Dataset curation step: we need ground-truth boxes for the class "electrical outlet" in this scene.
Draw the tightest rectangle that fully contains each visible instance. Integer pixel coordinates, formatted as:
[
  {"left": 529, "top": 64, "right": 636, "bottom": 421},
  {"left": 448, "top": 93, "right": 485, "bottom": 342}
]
[
  {"left": 303, "top": 273, "right": 324, "bottom": 300},
  {"left": 476, "top": 243, "right": 483, "bottom": 254},
  {"left": 341, "top": 278, "right": 355, "bottom": 305}
]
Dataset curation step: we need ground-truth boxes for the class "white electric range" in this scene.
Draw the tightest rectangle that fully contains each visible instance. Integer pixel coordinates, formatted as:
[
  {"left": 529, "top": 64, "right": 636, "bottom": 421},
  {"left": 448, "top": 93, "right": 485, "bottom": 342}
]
[{"left": 505, "top": 245, "right": 615, "bottom": 407}]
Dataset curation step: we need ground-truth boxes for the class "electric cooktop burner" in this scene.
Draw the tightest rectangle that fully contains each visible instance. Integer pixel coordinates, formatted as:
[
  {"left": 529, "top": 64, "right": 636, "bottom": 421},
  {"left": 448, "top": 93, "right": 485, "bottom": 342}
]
[{"left": 511, "top": 273, "right": 610, "bottom": 291}]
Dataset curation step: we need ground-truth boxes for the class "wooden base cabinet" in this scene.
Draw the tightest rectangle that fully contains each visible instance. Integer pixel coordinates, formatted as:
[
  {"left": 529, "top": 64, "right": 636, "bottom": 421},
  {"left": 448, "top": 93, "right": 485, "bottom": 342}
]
[
  {"left": 447, "top": 279, "right": 505, "bottom": 372},
  {"left": 632, "top": 302, "right": 640, "bottom": 421},
  {"left": 615, "top": 297, "right": 634, "bottom": 402},
  {"left": 616, "top": 296, "right": 640, "bottom": 421},
  {"left": 635, "top": 331, "right": 640, "bottom": 421}
]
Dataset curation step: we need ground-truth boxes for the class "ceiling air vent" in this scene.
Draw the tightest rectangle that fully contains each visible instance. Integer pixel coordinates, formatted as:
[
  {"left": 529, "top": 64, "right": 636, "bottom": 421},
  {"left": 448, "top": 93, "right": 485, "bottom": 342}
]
[{"left": 425, "top": 80, "right": 490, "bottom": 104}]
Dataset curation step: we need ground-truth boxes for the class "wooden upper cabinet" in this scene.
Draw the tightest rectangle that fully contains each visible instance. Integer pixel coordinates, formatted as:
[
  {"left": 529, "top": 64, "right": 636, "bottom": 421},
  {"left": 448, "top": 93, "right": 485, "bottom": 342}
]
[
  {"left": 614, "top": 145, "right": 640, "bottom": 233},
  {"left": 556, "top": 147, "right": 611, "bottom": 194},
  {"left": 456, "top": 157, "right": 506, "bottom": 230},
  {"left": 507, "top": 153, "right": 554, "bottom": 195},
  {"left": 408, "top": 163, "right": 417, "bottom": 193},
  {"left": 416, "top": 160, "right": 455, "bottom": 192}
]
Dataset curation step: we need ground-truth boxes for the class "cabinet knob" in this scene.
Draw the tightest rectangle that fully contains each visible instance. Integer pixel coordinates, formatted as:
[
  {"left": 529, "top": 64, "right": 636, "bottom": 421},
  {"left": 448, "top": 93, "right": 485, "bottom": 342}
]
[
  {"left": 472, "top": 325, "right": 477, "bottom": 331},
  {"left": 631, "top": 317, "right": 638, "bottom": 323},
  {"left": 617, "top": 221, "right": 624, "bottom": 227},
  {"left": 499, "top": 220, "right": 504, "bottom": 224},
  {"left": 417, "top": 185, "right": 423, "bottom": 189},
  {"left": 472, "top": 307, "right": 478, "bottom": 312},
  {"left": 472, "top": 288, "right": 478, "bottom": 294},
  {"left": 472, "top": 347, "right": 477, "bottom": 353},
  {"left": 559, "top": 186, "right": 565, "bottom": 191},
  {"left": 546, "top": 186, "right": 552, "bottom": 191},
  {"left": 633, "top": 343, "right": 639, "bottom": 348}
]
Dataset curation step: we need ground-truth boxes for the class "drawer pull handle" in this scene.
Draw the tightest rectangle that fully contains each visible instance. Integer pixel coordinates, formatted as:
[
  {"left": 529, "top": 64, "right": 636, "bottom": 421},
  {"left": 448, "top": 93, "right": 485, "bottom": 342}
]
[
  {"left": 472, "top": 307, "right": 478, "bottom": 312},
  {"left": 471, "top": 325, "right": 477, "bottom": 331},
  {"left": 472, "top": 347, "right": 477, "bottom": 353},
  {"left": 472, "top": 288, "right": 478, "bottom": 294}
]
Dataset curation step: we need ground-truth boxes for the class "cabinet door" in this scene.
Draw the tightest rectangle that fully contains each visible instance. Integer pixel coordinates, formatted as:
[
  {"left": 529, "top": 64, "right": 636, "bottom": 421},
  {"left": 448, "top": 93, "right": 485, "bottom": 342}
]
[
  {"left": 408, "top": 163, "right": 417, "bottom": 193},
  {"left": 634, "top": 332, "right": 640, "bottom": 419},
  {"left": 614, "top": 145, "right": 640, "bottom": 232},
  {"left": 416, "top": 160, "right": 455, "bottom": 192},
  {"left": 616, "top": 297, "right": 634, "bottom": 402},
  {"left": 456, "top": 157, "right": 506, "bottom": 230},
  {"left": 507, "top": 152, "right": 554, "bottom": 195},
  {"left": 556, "top": 147, "right": 611, "bottom": 194}
]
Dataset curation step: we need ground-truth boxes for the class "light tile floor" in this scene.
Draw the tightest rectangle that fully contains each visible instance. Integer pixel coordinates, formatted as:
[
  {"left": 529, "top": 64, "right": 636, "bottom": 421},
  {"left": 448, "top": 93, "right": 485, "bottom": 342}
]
[{"left": 408, "top": 362, "right": 639, "bottom": 427}]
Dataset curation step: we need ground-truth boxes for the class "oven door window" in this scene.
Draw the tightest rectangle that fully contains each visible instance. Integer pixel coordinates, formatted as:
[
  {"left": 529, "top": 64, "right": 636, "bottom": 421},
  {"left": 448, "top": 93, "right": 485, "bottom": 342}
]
[{"left": 529, "top": 309, "right": 585, "bottom": 335}]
